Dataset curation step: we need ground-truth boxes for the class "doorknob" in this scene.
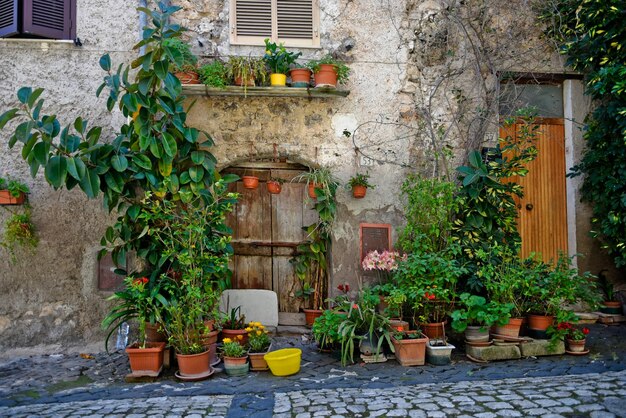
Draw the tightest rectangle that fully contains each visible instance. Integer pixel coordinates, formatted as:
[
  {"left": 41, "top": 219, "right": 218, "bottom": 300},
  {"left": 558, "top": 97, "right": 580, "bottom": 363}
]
[{"left": 526, "top": 203, "right": 534, "bottom": 211}]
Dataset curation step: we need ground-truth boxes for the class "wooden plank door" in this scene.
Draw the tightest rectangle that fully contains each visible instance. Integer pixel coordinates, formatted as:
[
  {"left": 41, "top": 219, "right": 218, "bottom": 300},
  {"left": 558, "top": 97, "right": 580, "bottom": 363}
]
[
  {"left": 500, "top": 119, "right": 568, "bottom": 262},
  {"left": 224, "top": 166, "right": 317, "bottom": 312}
]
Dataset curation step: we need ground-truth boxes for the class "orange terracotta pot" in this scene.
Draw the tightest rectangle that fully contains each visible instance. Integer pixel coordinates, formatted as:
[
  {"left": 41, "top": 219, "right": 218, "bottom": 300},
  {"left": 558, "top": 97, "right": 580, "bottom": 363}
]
[
  {"left": 126, "top": 342, "right": 166, "bottom": 375},
  {"left": 421, "top": 322, "right": 446, "bottom": 340},
  {"left": 0, "top": 190, "right": 25, "bottom": 205},
  {"left": 567, "top": 338, "right": 586, "bottom": 353},
  {"left": 391, "top": 333, "right": 429, "bottom": 366},
  {"left": 144, "top": 322, "right": 167, "bottom": 343},
  {"left": 201, "top": 329, "right": 220, "bottom": 349},
  {"left": 303, "top": 308, "right": 323, "bottom": 326},
  {"left": 289, "top": 68, "right": 312, "bottom": 87},
  {"left": 234, "top": 76, "right": 255, "bottom": 87},
  {"left": 313, "top": 64, "right": 338, "bottom": 88},
  {"left": 267, "top": 181, "right": 282, "bottom": 194},
  {"left": 493, "top": 317, "right": 524, "bottom": 338},
  {"left": 174, "top": 71, "right": 200, "bottom": 84},
  {"left": 242, "top": 176, "right": 259, "bottom": 189},
  {"left": 308, "top": 183, "right": 322, "bottom": 199},
  {"left": 176, "top": 350, "right": 211, "bottom": 376},
  {"left": 221, "top": 328, "right": 249, "bottom": 346},
  {"left": 527, "top": 314, "right": 554, "bottom": 331},
  {"left": 352, "top": 185, "right": 367, "bottom": 198},
  {"left": 249, "top": 346, "right": 271, "bottom": 371}
]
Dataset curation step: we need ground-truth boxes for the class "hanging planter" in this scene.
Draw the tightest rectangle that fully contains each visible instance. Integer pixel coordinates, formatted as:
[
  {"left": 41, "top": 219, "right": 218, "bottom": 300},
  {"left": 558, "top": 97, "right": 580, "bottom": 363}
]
[
  {"left": 242, "top": 176, "right": 259, "bottom": 189},
  {"left": 348, "top": 173, "right": 374, "bottom": 199},
  {"left": 267, "top": 179, "right": 283, "bottom": 195}
]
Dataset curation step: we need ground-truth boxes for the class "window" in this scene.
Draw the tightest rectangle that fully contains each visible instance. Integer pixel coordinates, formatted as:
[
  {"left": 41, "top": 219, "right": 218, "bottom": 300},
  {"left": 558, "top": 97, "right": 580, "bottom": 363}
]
[
  {"left": 0, "top": 0, "right": 76, "bottom": 40},
  {"left": 230, "top": 0, "right": 319, "bottom": 48}
]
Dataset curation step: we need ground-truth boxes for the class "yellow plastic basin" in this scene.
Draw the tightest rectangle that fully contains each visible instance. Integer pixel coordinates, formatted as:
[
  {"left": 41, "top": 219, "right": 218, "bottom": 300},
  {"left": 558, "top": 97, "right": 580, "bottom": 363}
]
[{"left": 263, "top": 348, "right": 302, "bottom": 376}]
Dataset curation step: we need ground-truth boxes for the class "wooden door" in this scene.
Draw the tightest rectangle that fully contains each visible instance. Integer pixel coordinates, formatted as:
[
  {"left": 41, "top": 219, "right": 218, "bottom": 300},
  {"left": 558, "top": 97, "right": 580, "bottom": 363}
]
[
  {"left": 224, "top": 165, "right": 317, "bottom": 313},
  {"left": 500, "top": 118, "right": 568, "bottom": 262}
]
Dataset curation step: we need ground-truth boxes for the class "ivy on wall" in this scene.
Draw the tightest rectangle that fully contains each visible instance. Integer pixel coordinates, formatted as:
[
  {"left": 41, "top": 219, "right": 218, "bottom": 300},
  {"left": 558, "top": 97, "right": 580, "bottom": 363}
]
[{"left": 540, "top": 0, "right": 626, "bottom": 267}]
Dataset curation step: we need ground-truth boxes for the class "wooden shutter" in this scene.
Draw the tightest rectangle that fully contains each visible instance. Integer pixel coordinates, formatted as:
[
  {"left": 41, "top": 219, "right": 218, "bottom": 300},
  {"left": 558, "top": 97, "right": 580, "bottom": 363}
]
[
  {"left": 23, "top": 0, "right": 75, "bottom": 40},
  {"left": 0, "top": 0, "right": 19, "bottom": 37},
  {"left": 231, "top": 0, "right": 319, "bottom": 47}
]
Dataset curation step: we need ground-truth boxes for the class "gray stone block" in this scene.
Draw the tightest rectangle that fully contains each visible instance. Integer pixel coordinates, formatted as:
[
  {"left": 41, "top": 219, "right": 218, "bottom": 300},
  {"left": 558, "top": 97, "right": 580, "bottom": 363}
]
[
  {"left": 465, "top": 344, "right": 521, "bottom": 361},
  {"left": 519, "top": 339, "right": 565, "bottom": 357}
]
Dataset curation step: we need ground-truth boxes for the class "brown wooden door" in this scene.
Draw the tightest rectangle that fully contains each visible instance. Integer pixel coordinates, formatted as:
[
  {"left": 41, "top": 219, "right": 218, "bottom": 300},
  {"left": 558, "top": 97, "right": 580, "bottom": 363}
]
[
  {"left": 500, "top": 119, "right": 568, "bottom": 262},
  {"left": 224, "top": 165, "right": 317, "bottom": 312}
]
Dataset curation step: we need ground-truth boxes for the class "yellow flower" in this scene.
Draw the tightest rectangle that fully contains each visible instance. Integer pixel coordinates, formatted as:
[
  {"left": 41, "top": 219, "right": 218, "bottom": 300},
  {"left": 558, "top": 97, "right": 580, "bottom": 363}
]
[
  {"left": 236, "top": 334, "right": 243, "bottom": 340},
  {"left": 256, "top": 330, "right": 262, "bottom": 335},
  {"left": 259, "top": 324, "right": 265, "bottom": 329},
  {"left": 223, "top": 338, "right": 232, "bottom": 344},
  {"left": 245, "top": 327, "right": 253, "bottom": 332}
]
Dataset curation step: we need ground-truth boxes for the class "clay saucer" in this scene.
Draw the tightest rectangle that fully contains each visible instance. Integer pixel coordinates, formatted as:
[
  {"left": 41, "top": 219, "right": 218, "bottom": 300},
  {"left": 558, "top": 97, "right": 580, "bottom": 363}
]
[
  {"left": 565, "top": 349, "right": 590, "bottom": 356},
  {"left": 175, "top": 368, "right": 215, "bottom": 381},
  {"left": 465, "top": 340, "right": 492, "bottom": 347}
]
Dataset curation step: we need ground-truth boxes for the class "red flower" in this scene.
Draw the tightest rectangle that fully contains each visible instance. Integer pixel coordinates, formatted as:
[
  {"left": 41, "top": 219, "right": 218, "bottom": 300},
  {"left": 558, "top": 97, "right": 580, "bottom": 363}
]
[
  {"left": 395, "top": 326, "right": 404, "bottom": 332},
  {"left": 424, "top": 292, "right": 435, "bottom": 301},
  {"left": 345, "top": 284, "right": 350, "bottom": 292},
  {"left": 352, "top": 304, "right": 359, "bottom": 309},
  {"left": 337, "top": 284, "right": 344, "bottom": 292},
  {"left": 582, "top": 328, "right": 590, "bottom": 335}
]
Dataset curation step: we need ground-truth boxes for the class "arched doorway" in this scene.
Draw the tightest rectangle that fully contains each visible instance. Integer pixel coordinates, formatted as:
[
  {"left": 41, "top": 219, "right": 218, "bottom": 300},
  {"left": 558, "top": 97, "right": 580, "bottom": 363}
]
[{"left": 222, "top": 160, "right": 318, "bottom": 320}]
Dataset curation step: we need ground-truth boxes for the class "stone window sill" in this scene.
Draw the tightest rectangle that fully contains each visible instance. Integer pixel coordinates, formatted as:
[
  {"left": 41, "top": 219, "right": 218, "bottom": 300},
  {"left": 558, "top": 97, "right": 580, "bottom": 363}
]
[{"left": 181, "top": 85, "right": 350, "bottom": 98}]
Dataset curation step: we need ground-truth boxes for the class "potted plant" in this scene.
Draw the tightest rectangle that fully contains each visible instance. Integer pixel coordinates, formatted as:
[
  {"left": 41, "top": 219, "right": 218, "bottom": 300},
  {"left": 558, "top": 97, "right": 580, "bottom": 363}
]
[
  {"left": 556, "top": 322, "right": 590, "bottom": 354},
  {"left": 220, "top": 306, "right": 248, "bottom": 345},
  {"left": 347, "top": 173, "right": 374, "bottom": 199},
  {"left": 311, "top": 310, "right": 343, "bottom": 351},
  {"left": 0, "top": 210, "right": 38, "bottom": 263},
  {"left": 221, "top": 337, "right": 249, "bottom": 376},
  {"left": 391, "top": 329, "right": 429, "bottom": 366},
  {"left": 198, "top": 60, "right": 228, "bottom": 88},
  {"left": 451, "top": 293, "right": 513, "bottom": 344},
  {"left": 246, "top": 321, "right": 272, "bottom": 371},
  {"left": 598, "top": 271, "right": 622, "bottom": 314},
  {"left": 306, "top": 55, "right": 350, "bottom": 88},
  {"left": 242, "top": 175, "right": 259, "bottom": 189},
  {"left": 263, "top": 39, "right": 301, "bottom": 87},
  {"left": 297, "top": 282, "right": 323, "bottom": 326},
  {"left": 0, "top": 177, "right": 28, "bottom": 205},
  {"left": 294, "top": 167, "right": 340, "bottom": 200},
  {"left": 266, "top": 177, "right": 284, "bottom": 195},
  {"left": 163, "top": 38, "right": 199, "bottom": 84},
  {"left": 225, "top": 55, "right": 267, "bottom": 89},
  {"left": 289, "top": 63, "right": 312, "bottom": 88}
]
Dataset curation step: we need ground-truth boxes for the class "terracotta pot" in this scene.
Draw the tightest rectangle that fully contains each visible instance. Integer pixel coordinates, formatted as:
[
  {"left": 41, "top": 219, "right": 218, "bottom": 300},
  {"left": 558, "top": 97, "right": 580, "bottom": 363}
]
[
  {"left": 465, "top": 326, "right": 490, "bottom": 343},
  {"left": 600, "top": 301, "right": 622, "bottom": 314},
  {"left": 308, "top": 183, "right": 322, "bottom": 199},
  {"left": 176, "top": 350, "right": 211, "bottom": 376},
  {"left": 234, "top": 76, "right": 255, "bottom": 87},
  {"left": 267, "top": 181, "right": 282, "bottom": 194},
  {"left": 242, "top": 176, "right": 259, "bottom": 189},
  {"left": 303, "top": 308, "right": 324, "bottom": 327},
  {"left": 126, "top": 342, "right": 166, "bottom": 375},
  {"left": 249, "top": 345, "right": 271, "bottom": 371},
  {"left": 313, "top": 64, "right": 338, "bottom": 88},
  {"left": 391, "top": 333, "right": 429, "bottom": 366},
  {"left": 567, "top": 338, "right": 586, "bottom": 353},
  {"left": 352, "top": 185, "right": 367, "bottom": 198},
  {"left": 493, "top": 317, "right": 524, "bottom": 338},
  {"left": 221, "top": 328, "right": 249, "bottom": 346},
  {"left": 201, "top": 329, "right": 220, "bottom": 348},
  {"left": 421, "top": 322, "right": 446, "bottom": 340},
  {"left": 527, "top": 314, "right": 554, "bottom": 331},
  {"left": 270, "top": 73, "right": 287, "bottom": 86},
  {"left": 174, "top": 71, "right": 200, "bottom": 84},
  {"left": 0, "top": 190, "right": 25, "bottom": 205},
  {"left": 223, "top": 355, "right": 249, "bottom": 376},
  {"left": 389, "top": 319, "right": 410, "bottom": 332},
  {"left": 289, "top": 68, "right": 312, "bottom": 87},
  {"left": 144, "top": 322, "right": 167, "bottom": 343}
]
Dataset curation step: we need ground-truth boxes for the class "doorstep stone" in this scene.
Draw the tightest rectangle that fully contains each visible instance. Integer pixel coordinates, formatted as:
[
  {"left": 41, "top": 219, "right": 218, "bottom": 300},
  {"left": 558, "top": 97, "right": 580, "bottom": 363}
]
[
  {"left": 520, "top": 339, "right": 565, "bottom": 356},
  {"left": 466, "top": 344, "right": 521, "bottom": 361}
]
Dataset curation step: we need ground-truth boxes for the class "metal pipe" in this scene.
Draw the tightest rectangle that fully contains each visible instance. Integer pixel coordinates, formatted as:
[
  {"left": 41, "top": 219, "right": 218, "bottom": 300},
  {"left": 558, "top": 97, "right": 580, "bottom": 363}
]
[{"left": 138, "top": 0, "right": 148, "bottom": 55}]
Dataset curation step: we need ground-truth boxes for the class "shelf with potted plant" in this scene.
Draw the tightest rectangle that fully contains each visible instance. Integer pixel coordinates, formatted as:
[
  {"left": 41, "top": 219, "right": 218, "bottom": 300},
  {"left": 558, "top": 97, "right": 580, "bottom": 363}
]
[
  {"left": 182, "top": 84, "right": 349, "bottom": 98},
  {"left": 348, "top": 173, "right": 374, "bottom": 199},
  {"left": 0, "top": 177, "right": 28, "bottom": 205}
]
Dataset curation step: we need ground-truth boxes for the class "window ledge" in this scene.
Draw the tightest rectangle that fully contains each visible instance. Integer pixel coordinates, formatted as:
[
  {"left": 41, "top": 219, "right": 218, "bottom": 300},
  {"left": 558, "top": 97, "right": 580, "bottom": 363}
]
[
  {"left": 182, "top": 85, "right": 350, "bottom": 98},
  {"left": 0, "top": 38, "right": 76, "bottom": 50}
]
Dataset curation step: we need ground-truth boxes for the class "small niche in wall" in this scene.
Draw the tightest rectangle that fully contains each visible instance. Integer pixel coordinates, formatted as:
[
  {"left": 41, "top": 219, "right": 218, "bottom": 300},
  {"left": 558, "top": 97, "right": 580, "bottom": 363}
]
[
  {"left": 98, "top": 252, "right": 126, "bottom": 291},
  {"left": 359, "top": 223, "right": 392, "bottom": 261}
]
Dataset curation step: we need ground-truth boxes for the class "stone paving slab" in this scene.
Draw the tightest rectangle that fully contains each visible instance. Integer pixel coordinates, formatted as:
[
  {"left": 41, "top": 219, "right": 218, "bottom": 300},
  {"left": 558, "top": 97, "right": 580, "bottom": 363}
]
[{"left": 274, "top": 370, "right": 626, "bottom": 418}]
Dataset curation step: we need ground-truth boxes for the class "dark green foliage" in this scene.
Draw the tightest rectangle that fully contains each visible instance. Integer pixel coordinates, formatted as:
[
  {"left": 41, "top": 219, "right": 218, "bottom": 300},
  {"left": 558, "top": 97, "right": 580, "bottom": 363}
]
[
  {"left": 198, "top": 61, "right": 228, "bottom": 88},
  {"left": 541, "top": 0, "right": 626, "bottom": 267}
]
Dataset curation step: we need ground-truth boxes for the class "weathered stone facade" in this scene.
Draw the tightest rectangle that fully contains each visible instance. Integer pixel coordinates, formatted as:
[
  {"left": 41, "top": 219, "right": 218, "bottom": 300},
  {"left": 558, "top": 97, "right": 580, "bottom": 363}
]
[{"left": 0, "top": 0, "right": 621, "bottom": 349}]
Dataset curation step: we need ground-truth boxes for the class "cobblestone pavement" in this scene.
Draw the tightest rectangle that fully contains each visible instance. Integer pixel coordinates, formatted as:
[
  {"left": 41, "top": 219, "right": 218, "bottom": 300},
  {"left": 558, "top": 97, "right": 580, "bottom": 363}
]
[{"left": 0, "top": 323, "right": 623, "bottom": 417}]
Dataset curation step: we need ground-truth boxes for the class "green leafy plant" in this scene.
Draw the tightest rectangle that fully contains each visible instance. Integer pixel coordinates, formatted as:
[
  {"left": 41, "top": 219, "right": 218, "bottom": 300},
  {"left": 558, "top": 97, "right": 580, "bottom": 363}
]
[
  {"left": 347, "top": 173, "right": 374, "bottom": 189},
  {"left": 221, "top": 306, "right": 246, "bottom": 330},
  {"left": 451, "top": 293, "right": 513, "bottom": 333},
  {"left": 0, "top": 176, "right": 29, "bottom": 197},
  {"left": 311, "top": 310, "right": 343, "bottom": 350},
  {"left": 198, "top": 60, "right": 228, "bottom": 88},
  {"left": 225, "top": 55, "right": 267, "bottom": 86},
  {"left": 1, "top": 210, "right": 38, "bottom": 263},
  {"left": 221, "top": 337, "right": 247, "bottom": 358},
  {"left": 263, "top": 39, "right": 301, "bottom": 74},
  {"left": 162, "top": 38, "right": 197, "bottom": 72},
  {"left": 306, "top": 55, "right": 351, "bottom": 84},
  {"left": 392, "top": 330, "right": 423, "bottom": 340},
  {"left": 540, "top": 1, "right": 626, "bottom": 267},
  {"left": 246, "top": 321, "right": 271, "bottom": 353},
  {"left": 291, "top": 167, "right": 340, "bottom": 310}
]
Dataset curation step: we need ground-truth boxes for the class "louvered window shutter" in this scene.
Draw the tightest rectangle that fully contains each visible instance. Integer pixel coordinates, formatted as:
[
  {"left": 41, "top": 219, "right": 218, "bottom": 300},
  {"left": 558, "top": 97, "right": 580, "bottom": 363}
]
[
  {"left": 231, "top": 0, "right": 319, "bottom": 47},
  {"left": 23, "top": 0, "right": 75, "bottom": 40},
  {"left": 0, "top": 0, "right": 19, "bottom": 38}
]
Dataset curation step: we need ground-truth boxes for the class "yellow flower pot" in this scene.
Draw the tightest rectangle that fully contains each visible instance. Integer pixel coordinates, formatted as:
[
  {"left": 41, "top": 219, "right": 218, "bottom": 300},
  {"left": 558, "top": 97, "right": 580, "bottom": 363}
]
[
  {"left": 264, "top": 348, "right": 301, "bottom": 376},
  {"left": 270, "top": 73, "right": 287, "bottom": 87}
]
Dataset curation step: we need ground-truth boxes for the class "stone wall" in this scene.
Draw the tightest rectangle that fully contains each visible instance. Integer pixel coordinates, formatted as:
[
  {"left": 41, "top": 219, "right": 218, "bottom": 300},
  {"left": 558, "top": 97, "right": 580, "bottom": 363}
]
[{"left": 0, "top": 0, "right": 621, "bottom": 349}]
